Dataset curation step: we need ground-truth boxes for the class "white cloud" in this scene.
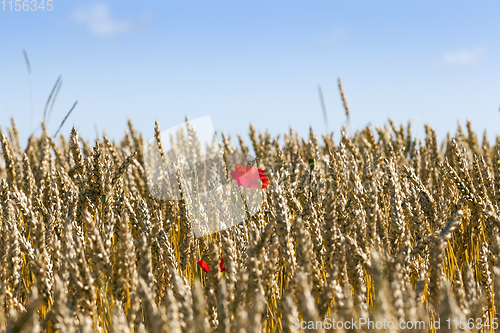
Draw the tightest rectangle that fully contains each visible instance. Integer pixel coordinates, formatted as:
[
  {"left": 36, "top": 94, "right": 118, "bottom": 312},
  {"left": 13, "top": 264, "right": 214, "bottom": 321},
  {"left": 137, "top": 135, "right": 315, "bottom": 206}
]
[
  {"left": 72, "top": 3, "right": 134, "bottom": 37},
  {"left": 315, "top": 28, "right": 347, "bottom": 46},
  {"left": 442, "top": 47, "right": 486, "bottom": 66}
]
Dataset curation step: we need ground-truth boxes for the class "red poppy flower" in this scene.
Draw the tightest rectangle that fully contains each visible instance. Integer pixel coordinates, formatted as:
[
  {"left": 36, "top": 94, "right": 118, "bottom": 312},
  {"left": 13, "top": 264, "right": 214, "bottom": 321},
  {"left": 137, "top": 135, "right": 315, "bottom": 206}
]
[
  {"left": 197, "top": 257, "right": 226, "bottom": 273},
  {"left": 230, "top": 163, "right": 269, "bottom": 189},
  {"left": 219, "top": 256, "right": 226, "bottom": 272},
  {"left": 197, "top": 259, "right": 209, "bottom": 272}
]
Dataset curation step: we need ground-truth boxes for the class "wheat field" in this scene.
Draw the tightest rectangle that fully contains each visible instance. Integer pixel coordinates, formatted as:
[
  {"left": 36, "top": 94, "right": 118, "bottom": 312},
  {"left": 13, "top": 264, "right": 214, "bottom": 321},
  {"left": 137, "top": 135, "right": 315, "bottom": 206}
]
[{"left": 0, "top": 116, "right": 499, "bottom": 333}]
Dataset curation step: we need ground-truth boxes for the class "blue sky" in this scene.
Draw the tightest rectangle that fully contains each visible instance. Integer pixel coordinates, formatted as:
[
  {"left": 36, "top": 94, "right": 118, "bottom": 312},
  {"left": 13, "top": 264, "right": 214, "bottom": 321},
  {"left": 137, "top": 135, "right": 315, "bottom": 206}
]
[{"left": 1, "top": 0, "right": 499, "bottom": 149}]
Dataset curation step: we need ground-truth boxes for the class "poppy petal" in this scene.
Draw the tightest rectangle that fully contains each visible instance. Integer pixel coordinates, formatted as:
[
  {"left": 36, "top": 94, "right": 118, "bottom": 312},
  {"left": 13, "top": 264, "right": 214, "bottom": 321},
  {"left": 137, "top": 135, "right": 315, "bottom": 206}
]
[
  {"left": 230, "top": 170, "right": 246, "bottom": 186},
  {"left": 219, "top": 256, "right": 226, "bottom": 272},
  {"left": 197, "top": 259, "right": 210, "bottom": 272},
  {"left": 258, "top": 169, "right": 269, "bottom": 188}
]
